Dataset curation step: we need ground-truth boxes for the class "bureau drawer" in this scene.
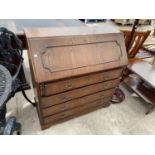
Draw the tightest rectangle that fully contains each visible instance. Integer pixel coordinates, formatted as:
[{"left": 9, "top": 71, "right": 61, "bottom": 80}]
[
  {"left": 43, "top": 97, "right": 111, "bottom": 124},
  {"left": 42, "top": 88, "right": 114, "bottom": 117},
  {"left": 40, "top": 78, "right": 119, "bottom": 108},
  {"left": 41, "top": 68, "right": 122, "bottom": 96}
]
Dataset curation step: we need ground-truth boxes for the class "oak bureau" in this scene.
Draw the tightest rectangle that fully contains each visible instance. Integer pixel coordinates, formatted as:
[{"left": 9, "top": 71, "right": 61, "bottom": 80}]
[{"left": 24, "top": 25, "right": 128, "bottom": 129}]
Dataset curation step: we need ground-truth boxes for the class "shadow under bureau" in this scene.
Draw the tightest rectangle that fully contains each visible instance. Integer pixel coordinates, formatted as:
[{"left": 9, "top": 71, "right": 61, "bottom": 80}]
[{"left": 24, "top": 25, "right": 128, "bottom": 129}]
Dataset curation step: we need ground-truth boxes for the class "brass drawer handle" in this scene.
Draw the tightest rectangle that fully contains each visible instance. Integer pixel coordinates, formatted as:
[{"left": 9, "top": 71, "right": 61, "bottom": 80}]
[
  {"left": 61, "top": 96, "right": 68, "bottom": 102},
  {"left": 65, "top": 83, "right": 73, "bottom": 90}
]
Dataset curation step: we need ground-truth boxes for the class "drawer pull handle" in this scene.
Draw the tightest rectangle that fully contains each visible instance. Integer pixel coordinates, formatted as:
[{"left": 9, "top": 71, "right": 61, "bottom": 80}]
[
  {"left": 65, "top": 84, "right": 73, "bottom": 90},
  {"left": 61, "top": 96, "right": 68, "bottom": 102}
]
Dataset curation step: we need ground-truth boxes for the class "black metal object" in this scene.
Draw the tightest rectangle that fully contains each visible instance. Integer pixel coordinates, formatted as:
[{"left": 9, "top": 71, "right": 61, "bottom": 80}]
[{"left": 0, "top": 27, "right": 36, "bottom": 135}]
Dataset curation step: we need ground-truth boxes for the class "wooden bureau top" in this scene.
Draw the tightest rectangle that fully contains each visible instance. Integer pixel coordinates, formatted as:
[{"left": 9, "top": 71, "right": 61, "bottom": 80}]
[
  {"left": 25, "top": 26, "right": 127, "bottom": 83},
  {"left": 24, "top": 25, "right": 120, "bottom": 38}
]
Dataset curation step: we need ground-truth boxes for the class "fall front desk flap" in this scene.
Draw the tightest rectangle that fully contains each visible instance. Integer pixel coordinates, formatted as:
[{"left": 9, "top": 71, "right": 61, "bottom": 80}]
[{"left": 24, "top": 25, "right": 128, "bottom": 83}]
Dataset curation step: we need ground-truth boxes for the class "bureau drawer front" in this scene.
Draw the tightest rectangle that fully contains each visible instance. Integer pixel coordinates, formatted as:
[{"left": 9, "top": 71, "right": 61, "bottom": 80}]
[
  {"left": 40, "top": 79, "right": 119, "bottom": 108},
  {"left": 42, "top": 68, "right": 122, "bottom": 96},
  {"left": 43, "top": 97, "right": 111, "bottom": 124},
  {"left": 42, "top": 88, "right": 114, "bottom": 117}
]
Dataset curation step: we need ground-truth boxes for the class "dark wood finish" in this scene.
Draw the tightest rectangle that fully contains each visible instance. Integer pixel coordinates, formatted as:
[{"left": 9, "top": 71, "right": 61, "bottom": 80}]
[
  {"left": 124, "top": 76, "right": 155, "bottom": 105},
  {"left": 43, "top": 97, "right": 111, "bottom": 125},
  {"left": 41, "top": 99, "right": 111, "bottom": 130},
  {"left": 25, "top": 25, "right": 128, "bottom": 129},
  {"left": 40, "top": 79, "right": 119, "bottom": 108},
  {"left": 42, "top": 89, "right": 115, "bottom": 117},
  {"left": 25, "top": 26, "right": 127, "bottom": 83},
  {"left": 43, "top": 68, "right": 122, "bottom": 96}
]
